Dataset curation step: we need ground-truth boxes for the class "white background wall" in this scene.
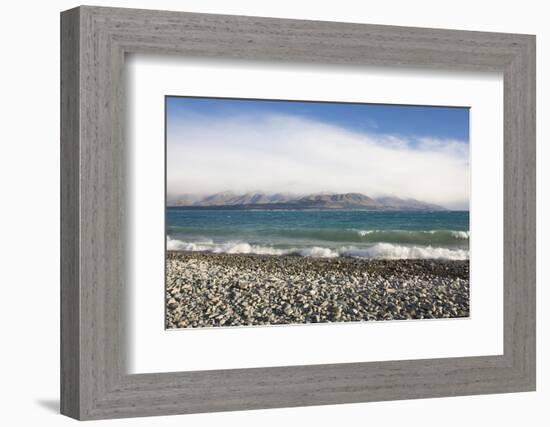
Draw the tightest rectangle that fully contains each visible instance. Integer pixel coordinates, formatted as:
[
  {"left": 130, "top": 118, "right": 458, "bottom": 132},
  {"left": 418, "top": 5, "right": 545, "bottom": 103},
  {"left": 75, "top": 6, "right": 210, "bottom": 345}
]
[{"left": 0, "top": 0, "right": 546, "bottom": 425}]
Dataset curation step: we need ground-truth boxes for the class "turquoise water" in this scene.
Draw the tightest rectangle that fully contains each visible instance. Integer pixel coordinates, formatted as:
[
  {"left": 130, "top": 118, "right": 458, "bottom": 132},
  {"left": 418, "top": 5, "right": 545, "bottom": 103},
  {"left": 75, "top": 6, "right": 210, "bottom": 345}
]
[{"left": 166, "top": 209, "right": 470, "bottom": 260}]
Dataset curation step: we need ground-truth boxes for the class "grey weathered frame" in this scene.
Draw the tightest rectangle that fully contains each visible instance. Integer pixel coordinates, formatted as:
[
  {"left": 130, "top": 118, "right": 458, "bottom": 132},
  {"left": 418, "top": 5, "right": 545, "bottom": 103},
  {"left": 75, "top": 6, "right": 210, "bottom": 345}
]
[{"left": 60, "top": 5, "right": 536, "bottom": 420}]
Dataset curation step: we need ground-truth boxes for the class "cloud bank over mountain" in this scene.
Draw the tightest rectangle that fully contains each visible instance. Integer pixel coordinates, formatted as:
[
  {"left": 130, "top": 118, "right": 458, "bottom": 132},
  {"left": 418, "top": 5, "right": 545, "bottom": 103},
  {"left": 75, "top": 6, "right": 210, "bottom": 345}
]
[{"left": 167, "top": 114, "right": 469, "bottom": 210}]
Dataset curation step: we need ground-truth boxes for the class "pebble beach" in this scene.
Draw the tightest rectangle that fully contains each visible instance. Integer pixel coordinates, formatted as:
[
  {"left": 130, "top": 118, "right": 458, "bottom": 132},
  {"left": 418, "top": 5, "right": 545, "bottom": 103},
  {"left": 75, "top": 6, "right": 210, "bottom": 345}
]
[{"left": 166, "top": 251, "right": 470, "bottom": 328}]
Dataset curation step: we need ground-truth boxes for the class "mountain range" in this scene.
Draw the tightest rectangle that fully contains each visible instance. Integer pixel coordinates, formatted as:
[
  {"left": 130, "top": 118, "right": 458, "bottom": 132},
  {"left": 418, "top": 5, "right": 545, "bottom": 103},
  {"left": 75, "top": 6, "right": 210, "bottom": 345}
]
[{"left": 167, "top": 191, "right": 447, "bottom": 211}]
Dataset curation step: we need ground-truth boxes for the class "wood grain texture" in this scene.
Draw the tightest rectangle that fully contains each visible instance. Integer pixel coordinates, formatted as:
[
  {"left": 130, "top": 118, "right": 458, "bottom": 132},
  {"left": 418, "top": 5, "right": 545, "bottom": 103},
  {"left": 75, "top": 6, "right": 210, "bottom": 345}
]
[
  {"left": 60, "top": 5, "right": 536, "bottom": 420},
  {"left": 60, "top": 7, "right": 80, "bottom": 419}
]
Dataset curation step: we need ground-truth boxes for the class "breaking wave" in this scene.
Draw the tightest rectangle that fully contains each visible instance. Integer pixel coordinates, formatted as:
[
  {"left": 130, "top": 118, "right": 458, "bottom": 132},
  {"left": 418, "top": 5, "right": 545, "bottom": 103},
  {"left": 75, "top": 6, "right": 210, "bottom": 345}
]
[
  {"left": 352, "top": 229, "right": 469, "bottom": 242},
  {"left": 340, "top": 243, "right": 468, "bottom": 260},
  {"left": 167, "top": 236, "right": 468, "bottom": 260},
  {"left": 168, "top": 226, "right": 469, "bottom": 245}
]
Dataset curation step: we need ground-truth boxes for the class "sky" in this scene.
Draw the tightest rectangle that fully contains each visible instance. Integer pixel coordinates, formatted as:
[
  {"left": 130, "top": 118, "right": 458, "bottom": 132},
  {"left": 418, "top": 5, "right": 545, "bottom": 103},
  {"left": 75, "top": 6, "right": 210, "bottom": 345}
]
[{"left": 166, "top": 96, "right": 470, "bottom": 210}]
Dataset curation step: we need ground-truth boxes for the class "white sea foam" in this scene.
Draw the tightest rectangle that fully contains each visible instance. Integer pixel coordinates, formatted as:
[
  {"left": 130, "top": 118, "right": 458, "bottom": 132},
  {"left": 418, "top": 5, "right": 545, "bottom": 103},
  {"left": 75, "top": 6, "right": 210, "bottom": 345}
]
[
  {"left": 356, "top": 229, "right": 376, "bottom": 236},
  {"left": 353, "top": 229, "right": 470, "bottom": 240},
  {"left": 341, "top": 243, "right": 469, "bottom": 260},
  {"left": 166, "top": 236, "right": 213, "bottom": 251},
  {"left": 168, "top": 236, "right": 468, "bottom": 260},
  {"left": 214, "top": 242, "right": 286, "bottom": 256},
  {"left": 451, "top": 230, "right": 470, "bottom": 239},
  {"left": 297, "top": 247, "right": 339, "bottom": 258}
]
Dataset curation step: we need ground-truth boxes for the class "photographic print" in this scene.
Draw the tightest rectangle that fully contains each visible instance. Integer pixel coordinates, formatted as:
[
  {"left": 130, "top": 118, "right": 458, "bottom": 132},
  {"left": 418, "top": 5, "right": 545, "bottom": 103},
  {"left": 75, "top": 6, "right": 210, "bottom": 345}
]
[{"left": 165, "top": 97, "right": 470, "bottom": 329}]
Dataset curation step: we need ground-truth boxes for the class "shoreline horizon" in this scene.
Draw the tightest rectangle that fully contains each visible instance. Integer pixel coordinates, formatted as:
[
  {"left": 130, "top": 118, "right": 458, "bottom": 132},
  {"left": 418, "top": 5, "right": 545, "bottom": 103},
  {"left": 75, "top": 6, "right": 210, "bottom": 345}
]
[{"left": 166, "top": 206, "right": 470, "bottom": 212}]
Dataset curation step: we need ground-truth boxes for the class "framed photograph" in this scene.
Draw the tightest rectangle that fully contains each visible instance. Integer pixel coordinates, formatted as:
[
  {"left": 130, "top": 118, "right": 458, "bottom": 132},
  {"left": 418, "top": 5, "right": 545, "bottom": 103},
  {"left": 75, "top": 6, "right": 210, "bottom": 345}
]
[
  {"left": 164, "top": 96, "right": 471, "bottom": 329},
  {"left": 61, "top": 6, "right": 536, "bottom": 420}
]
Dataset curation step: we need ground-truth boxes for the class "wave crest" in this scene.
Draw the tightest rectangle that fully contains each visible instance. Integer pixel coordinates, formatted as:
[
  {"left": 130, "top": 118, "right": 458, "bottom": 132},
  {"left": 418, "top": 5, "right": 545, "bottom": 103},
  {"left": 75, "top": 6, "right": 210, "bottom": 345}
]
[
  {"left": 341, "top": 243, "right": 468, "bottom": 260},
  {"left": 354, "top": 229, "right": 469, "bottom": 240},
  {"left": 167, "top": 236, "right": 468, "bottom": 260}
]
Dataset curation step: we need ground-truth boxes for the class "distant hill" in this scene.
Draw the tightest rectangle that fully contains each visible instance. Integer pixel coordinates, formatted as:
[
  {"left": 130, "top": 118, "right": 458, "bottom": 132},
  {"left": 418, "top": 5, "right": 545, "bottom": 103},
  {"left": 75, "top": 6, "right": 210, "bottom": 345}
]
[
  {"left": 167, "top": 191, "right": 297, "bottom": 207},
  {"left": 374, "top": 196, "right": 446, "bottom": 211},
  {"left": 293, "top": 193, "right": 384, "bottom": 209},
  {"left": 167, "top": 191, "right": 447, "bottom": 211}
]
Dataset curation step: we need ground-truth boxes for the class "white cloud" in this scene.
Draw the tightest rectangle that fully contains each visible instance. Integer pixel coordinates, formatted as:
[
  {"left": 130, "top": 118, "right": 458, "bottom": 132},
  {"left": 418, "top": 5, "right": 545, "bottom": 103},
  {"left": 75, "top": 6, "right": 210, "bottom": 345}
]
[{"left": 167, "top": 114, "right": 469, "bottom": 209}]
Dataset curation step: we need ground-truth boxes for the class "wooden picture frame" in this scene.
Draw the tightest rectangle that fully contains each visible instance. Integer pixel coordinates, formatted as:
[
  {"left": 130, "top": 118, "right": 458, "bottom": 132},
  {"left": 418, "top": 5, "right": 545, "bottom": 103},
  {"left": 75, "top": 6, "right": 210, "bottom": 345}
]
[{"left": 60, "top": 5, "right": 536, "bottom": 420}]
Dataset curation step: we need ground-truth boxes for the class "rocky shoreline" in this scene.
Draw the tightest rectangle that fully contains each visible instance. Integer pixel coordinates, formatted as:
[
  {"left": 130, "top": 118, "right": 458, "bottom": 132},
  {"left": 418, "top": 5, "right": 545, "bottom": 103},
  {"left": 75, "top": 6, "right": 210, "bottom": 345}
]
[{"left": 166, "top": 251, "right": 470, "bottom": 328}]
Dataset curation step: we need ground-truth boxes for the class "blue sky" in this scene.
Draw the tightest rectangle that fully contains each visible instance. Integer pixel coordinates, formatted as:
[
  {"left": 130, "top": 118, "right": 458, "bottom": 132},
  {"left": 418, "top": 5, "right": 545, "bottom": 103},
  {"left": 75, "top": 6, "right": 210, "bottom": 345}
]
[
  {"left": 166, "top": 96, "right": 469, "bottom": 142},
  {"left": 166, "top": 96, "right": 470, "bottom": 209}
]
